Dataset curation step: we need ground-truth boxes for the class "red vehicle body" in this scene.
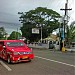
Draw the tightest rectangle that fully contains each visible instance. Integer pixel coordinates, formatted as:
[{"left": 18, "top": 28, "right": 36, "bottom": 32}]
[{"left": 0, "top": 40, "right": 34, "bottom": 63}]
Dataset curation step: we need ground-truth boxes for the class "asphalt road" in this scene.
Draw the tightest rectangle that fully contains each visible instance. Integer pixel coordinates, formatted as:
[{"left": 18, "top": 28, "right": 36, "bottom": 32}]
[{"left": 0, "top": 49, "right": 75, "bottom": 75}]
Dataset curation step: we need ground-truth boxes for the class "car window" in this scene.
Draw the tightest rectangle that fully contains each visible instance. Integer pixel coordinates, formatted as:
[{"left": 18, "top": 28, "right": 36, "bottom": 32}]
[
  {"left": 6, "top": 42, "right": 24, "bottom": 47},
  {"left": 0, "top": 41, "right": 4, "bottom": 46}
]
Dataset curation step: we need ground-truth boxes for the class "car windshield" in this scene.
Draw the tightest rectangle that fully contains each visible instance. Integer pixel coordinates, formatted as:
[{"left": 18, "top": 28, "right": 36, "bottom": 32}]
[{"left": 6, "top": 42, "right": 25, "bottom": 47}]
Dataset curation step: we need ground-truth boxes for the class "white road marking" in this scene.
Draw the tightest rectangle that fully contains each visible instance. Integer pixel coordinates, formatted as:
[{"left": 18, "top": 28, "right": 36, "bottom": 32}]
[
  {"left": 0, "top": 61, "right": 12, "bottom": 71},
  {"left": 35, "top": 56, "right": 75, "bottom": 68}
]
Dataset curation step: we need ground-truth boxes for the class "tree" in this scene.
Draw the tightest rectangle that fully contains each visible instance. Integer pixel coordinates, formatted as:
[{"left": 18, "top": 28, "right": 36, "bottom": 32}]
[
  {"left": 0, "top": 27, "right": 7, "bottom": 39},
  {"left": 66, "top": 21, "right": 75, "bottom": 47},
  {"left": 19, "top": 7, "right": 61, "bottom": 42},
  {"left": 8, "top": 31, "right": 21, "bottom": 40}
]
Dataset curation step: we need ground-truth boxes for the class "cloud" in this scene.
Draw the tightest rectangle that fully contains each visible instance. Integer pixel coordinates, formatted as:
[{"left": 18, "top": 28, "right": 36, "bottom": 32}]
[
  {"left": 0, "top": 0, "right": 75, "bottom": 34},
  {"left": 0, "top": 0, "right": 74, "bottom": 23}
]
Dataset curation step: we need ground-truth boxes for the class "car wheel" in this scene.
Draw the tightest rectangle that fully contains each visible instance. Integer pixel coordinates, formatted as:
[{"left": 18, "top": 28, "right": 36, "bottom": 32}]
[{"left": 7, "top": 56, "right": 11, "bottom": 64}]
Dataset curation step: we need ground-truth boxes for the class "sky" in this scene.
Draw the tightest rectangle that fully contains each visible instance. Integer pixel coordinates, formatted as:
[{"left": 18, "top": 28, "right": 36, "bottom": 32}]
[{"left": 0, "top": 0, "right": 75, "bottom": 34}]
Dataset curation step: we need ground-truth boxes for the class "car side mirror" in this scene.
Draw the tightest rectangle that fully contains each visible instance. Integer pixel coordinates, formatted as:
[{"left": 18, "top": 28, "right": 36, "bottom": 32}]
[{"left": 3, "top": 46, "right": 6, "bottom": 49}]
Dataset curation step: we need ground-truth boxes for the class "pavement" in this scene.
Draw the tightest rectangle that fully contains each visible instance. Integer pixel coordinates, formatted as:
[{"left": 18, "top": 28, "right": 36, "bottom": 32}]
[
  {"left": 27, "top": 43, "right": 49, "bottom": 49},
  {"left": 27, "top": 43, "right": 75, "bottom": 52}
]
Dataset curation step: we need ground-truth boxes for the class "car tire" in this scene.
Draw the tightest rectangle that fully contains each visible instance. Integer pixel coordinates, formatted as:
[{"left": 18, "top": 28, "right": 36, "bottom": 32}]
[{"left": 7, "top": 56, "right": 11, "bottom": 64}]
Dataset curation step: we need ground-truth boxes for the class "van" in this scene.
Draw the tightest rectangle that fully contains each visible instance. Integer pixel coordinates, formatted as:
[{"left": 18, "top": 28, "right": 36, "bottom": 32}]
[{"left": 0, "top": 40, "right": 34, "bottom": 63}]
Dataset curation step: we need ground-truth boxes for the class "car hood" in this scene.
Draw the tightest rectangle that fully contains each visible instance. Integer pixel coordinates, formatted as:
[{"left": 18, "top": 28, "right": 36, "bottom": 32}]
[{"left": 7, "top": 46, "right": 31, "bottom": 52}]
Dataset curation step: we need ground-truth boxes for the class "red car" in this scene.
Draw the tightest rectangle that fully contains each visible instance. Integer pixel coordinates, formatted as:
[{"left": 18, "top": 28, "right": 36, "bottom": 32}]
[{"left": 0, "top": 40, "right": 34, "bottom": 63}]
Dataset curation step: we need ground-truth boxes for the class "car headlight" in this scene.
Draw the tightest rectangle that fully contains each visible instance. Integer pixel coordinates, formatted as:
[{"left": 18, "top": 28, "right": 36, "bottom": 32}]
[
  {"left": 14, "top": 52, "right": 20, "bottom": 55},
  {"left": 24, "top": 52, "right": 32, "bottom": 54}
]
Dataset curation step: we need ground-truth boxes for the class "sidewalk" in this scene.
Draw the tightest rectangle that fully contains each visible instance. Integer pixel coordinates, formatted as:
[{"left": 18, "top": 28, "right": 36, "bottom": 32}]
[
  {"left": 65, "top": 48, "right": 75, "bottom": 52},
  {"left": 27, "top": 43, "right": 75, "bottom": 52},
  {"left": 27, "top": 43, "right": 49, "bottom": 49}
]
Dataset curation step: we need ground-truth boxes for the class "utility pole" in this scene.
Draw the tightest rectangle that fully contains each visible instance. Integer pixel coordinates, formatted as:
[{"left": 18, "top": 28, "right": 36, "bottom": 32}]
[
  {"left": 60, "top": 0, "right": 72, "bottom": 52},
  {"left": 40, "top": 26, "right": 42, "bottom": 43}
]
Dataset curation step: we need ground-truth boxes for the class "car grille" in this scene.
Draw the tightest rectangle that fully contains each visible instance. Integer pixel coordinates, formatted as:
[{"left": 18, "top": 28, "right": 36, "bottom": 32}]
[{"left": 19, "top": 52, "right": 30, "bottom": 55}]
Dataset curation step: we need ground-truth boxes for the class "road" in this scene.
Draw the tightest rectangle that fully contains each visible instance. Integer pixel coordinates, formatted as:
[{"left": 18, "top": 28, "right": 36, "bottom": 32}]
[{"left": 0, "top": 49, "right": 75, "bottom": 75}]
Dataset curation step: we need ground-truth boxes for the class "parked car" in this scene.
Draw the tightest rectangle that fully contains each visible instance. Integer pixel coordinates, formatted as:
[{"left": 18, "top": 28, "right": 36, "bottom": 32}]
[{"left": 0, "top": 40, "right": 34, "bottom": 64}]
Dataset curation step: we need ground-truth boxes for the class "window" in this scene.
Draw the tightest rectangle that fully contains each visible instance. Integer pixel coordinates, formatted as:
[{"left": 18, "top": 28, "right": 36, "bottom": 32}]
[
  {"left": 0, "top": 41, "right": 4, "bottom": 46},
  {"left": 0, "top": 41, "right": 4, "bottom": 50},
  {"left": 6, "top": 42, "right": 24, "bottom": 47}
]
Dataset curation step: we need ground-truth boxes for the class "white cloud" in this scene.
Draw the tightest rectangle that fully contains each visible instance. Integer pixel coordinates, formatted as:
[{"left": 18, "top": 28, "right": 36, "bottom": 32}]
[
  {"left": 0, "top": 0, "right": 75, "bottom": 34},
  {"left": 0, "top": 0, "right": 74, "bottom": 21}
]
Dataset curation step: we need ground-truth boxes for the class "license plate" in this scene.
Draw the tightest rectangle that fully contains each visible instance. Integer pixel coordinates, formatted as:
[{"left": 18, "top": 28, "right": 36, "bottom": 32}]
[{"left": 23, "top": 56, "right": 28, "bottom": 59}]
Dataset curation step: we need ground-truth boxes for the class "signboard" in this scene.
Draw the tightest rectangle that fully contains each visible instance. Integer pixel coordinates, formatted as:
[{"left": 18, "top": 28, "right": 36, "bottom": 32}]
[{"left": 32, "top": 28, "right": 39, "bottom": 34}]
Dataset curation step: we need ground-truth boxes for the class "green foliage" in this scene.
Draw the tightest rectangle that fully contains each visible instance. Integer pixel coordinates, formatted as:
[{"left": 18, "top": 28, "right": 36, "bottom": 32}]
[
  {"left": 0, "top": 27, "right": 7, "bottom": 40},
  {"left": 8, "top": 31, "right": 21, "bottom": 40},
  {"left": 66, "top": 22, "right": 75, "bottom": 47},
  {"left": 67, "top": 23, "right": 75, "bottom": 41},
  {"left": 19, "top": 7, "right": 61, "bottom": 42}
]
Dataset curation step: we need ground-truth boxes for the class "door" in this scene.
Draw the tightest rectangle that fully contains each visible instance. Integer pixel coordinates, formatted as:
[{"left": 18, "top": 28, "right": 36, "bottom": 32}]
[{"left": 0, "top": 41, "right": 6, "bottom": 59}]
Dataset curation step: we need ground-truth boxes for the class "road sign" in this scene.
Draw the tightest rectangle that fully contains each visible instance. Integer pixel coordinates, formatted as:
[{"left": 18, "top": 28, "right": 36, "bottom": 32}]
[{"left": 32, "top": 28, "right": 39, "bottom": 34}]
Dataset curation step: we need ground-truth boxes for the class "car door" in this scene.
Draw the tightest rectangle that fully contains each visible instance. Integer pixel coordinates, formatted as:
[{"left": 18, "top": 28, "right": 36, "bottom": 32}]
[
  {"left": 0, "top": 41, "right": 6, "bottom": 59},
  {"left": 0, "top": 41, "right": 4, "bottom": 58}
]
